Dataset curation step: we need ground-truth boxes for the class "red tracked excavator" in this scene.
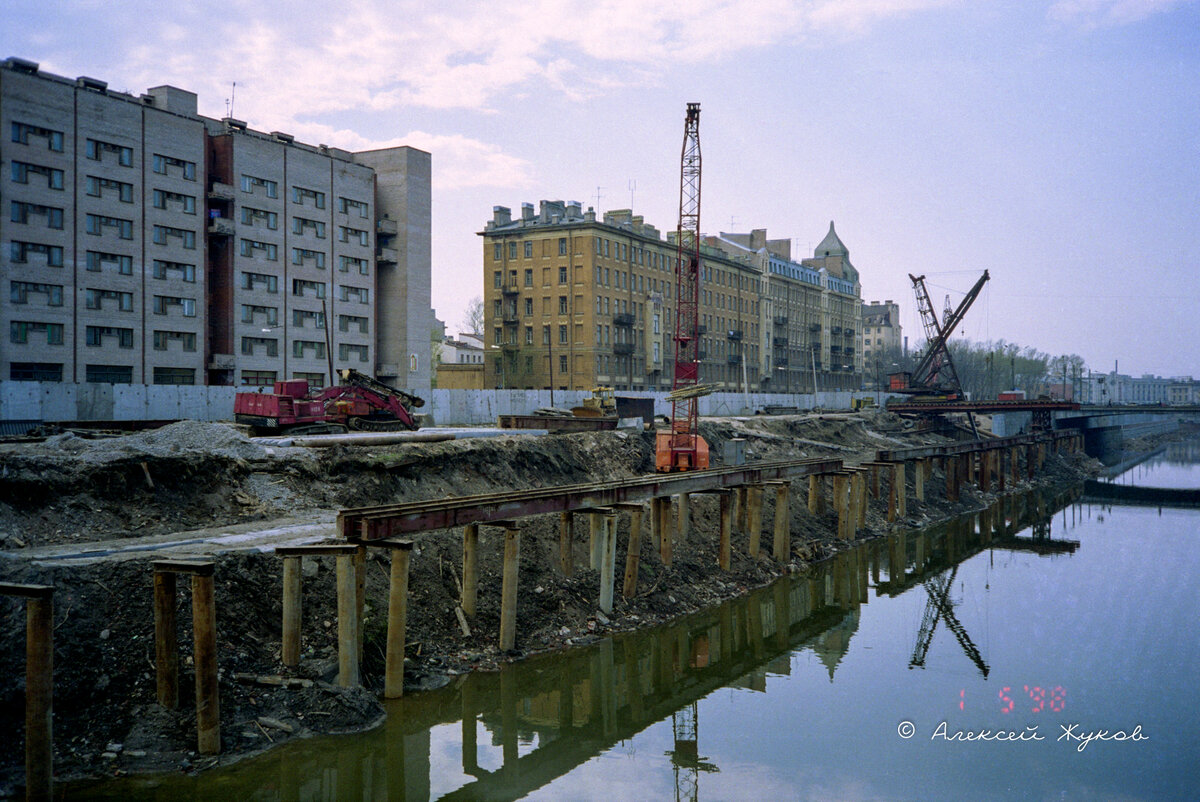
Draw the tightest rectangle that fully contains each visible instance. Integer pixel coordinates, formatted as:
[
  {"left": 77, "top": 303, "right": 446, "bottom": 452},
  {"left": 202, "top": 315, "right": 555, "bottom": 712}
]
[{"left": 234, "top": 368, "right": 424, "bottom": 434}]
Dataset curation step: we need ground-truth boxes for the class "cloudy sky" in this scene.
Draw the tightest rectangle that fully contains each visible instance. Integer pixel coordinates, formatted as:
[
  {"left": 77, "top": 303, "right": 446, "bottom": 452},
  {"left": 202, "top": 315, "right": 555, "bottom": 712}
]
[{"left": 5, "top": 0, "right": 1198, "bottom": 377}]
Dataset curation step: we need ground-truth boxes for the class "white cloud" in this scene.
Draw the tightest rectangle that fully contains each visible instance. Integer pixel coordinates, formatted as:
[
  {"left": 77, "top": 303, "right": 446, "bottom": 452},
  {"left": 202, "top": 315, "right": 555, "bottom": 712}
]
[{"left": 1047, "top": 0, "right": 1196, "bottom": 28}]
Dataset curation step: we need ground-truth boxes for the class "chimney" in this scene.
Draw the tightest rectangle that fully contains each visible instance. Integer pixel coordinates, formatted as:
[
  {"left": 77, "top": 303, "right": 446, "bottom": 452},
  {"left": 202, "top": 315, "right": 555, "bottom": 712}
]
[
  {"left": 750, "top": 228, "right": 767, "bottom": 250},
  {"left": 492, "top": 206, "right": 512, "bottom": 226},
  {"left": 567, "top": 200, "right": 582, "bottom": 218},
  {"left": 147, "top": 85, "right": 199, "bottom": 117},
  {"left": 521, "top": 202, "right": 535, "bottom": 222}
]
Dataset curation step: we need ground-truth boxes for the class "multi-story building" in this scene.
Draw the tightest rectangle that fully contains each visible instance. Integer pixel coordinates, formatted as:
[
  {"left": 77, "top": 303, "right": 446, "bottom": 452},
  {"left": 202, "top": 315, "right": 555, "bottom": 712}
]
[
  {"left": 861, "top": 299, "right": 903, "bottom": 385},
  {"left": 479, "top": 202, "right": 863, "bottom": 392},
  {"left": 1, "top": 57, "right": 431, "bottom": 395}
]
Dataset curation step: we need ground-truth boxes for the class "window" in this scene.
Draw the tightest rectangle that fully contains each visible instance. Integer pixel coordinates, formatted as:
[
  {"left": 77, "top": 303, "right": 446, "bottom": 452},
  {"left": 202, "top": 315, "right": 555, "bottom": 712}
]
[
  {"left": 559, "top": 325, "right": 567, "bottom": 344},
  {"left": 153, "top": 367, "right": 195, "bottom": 385},
  {"left": 339, "top": 256, "right": 368, "bottom": 274},
  {"left": 338, "top": 226, "right": 369, "bottom": 246},
  {"left": 493, "top": 243, "right": 502, "bottom": 261},
  {"left": 293, "top": 340, "right": 326, "bottom": 359},
  {"left": 11, "top": 201, "right": 63, "bottom": 229},
  {"left": 85, "top": 288, "right": 134, "bottom": 312},
  {"left": 291, "top": 186, "right": 325, "bottom": 208},
  {"left": 240, "top": 336, "right": 278, "bottom": 357},
  {"left": 508, "top": 242, "right": 517, "bottom": 260},
  {"left": 241, "top": 207, "right": 278, "bottom": 229},
  {"left": 86, "top": 138, "right": 132, "bottom": 166},
  {"left": 241, "top": 272, "right": 279, "bottom": 293},
  {"left": 153, "top": 225, "right": 196, "bottom": 249},
  {"left": 293, "top": 372, "right": 325, "bottom": 390},
  {"left": 338, "top": 196, "right": 369, "bottom": 218},
  {"left": 493, "top": 271, "right": 502, "bottom": 288},
  {"left": 84, "top": 326, "right": 133, "bottom": 348},
  {"left": 338, "top": 344, "right": 370, "bottom": 363},
  {"left": 10, "top": 321, "right": 64, "bottom": 345},
  {"left": 292, "top": 279, "right": 326, "bottom": 299},
  {"left": 559, "top": 266, "right": 568, "bottom": 284},
  {"left": 10, "top": 281, "right": 63, "bottom": 306},
  {"left": 293, "top": 309, "right": 326, "bottom": 328},
  {"left": 11, "top": 122, "right": 64, "bottom": 151},
  {"left": 339, "top": 285, "right": 369, "bottom": 304},
  {"left": 88, "top": 176, "right": 134, "bottom": 203},
  {"left": 242, "top": 304, "right": 279, "bottom": 326},
  {"left": 9, "top": 362, "right": 63, "bottom": 382},
  {"left": 522, "top": 268, "right": 532, "bottom": 287},
  {"left": 152, "top": 259, "right": 196, "bottom": 282},
  {"left": 86, "top": 214, "right": 132, "bottom": 239},
  {"left": 85, "top": 364, "right": 133, "bottom": 384},
  {"left": 292, "top": 248, "right": 326, "bottom": 268},
  {"left": 524, "top": 297, "right": 533, "bottom": 316},
  {"left": 12, "top": 161, "right": 64, "bottom": 189},
  {"left": 559, "top": 354, "right": 567, "bottom": 374},
  {"left": 152, "top": 330, "right": 197, "bottom": 352},
  {"left": 152, "top": 295, "right": 196, "bottom": 317},
  {"left": 543, "top": 325, "right": 551, "bottom": 345},
  {"left": 558, "top": 237, "right": 567, "bottom": 255},
  {"left": 524, "top": 326, "right": 533, "bottom": 344},
  {"left": 152, "top": 154, "right": 196, "bottom": 181},
  {"left": 240, "top": 370, "right": 278, "bottom": 386},
  {"left": 11, "top": 241, "right": 63, "bottom": 267},
  {"left": 241, "top": 174, "right": 278, "bottom": 198},
  {"left": 292, "top": 217, "right": 326, "bottom": 238},
  {"left": 338, "top": 315, "right": 369, "bottom": 334},
  {"left": 240, "top": 239, "right": 278, "bottom": 260},
  {"left": 524, "top": 241, "right": 533, "bottom": 259},
  {"left": 559, "top": 296, "right": 568, "bottom": 315}
]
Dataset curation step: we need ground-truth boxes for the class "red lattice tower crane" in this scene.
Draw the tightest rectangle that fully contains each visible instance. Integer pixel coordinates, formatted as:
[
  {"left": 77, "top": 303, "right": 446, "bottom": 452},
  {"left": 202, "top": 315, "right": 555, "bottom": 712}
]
[{"left": 656, "top": 102, "right": 710, "bottom": 471}]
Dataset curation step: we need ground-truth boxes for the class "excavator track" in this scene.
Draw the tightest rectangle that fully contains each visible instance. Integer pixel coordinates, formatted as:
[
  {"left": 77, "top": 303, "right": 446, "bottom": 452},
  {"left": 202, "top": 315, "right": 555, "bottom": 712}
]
[{"left": 348, "top": 416, "right": 418, "bottom": 433}]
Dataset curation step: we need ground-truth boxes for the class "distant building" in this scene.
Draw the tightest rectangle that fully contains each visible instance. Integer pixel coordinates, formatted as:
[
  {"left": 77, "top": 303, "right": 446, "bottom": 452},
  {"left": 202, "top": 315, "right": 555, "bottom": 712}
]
[
  {"left": 479, "top": 201, "right": 862, "bottom": 393},
  {"left": 1, "top": 57, "right": 431, "bottom": 395},
  {"left": 860, "top": 299, "right": 903, "bottom": 384},
  {"left": 1078, "top": 372, "right": 1175, "bottom": 405}
]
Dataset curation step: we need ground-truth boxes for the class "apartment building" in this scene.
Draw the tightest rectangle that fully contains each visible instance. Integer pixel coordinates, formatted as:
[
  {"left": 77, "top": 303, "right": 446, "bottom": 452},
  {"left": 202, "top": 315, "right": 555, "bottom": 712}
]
[
  {"left": 479, "top": 201, "right": 863, "bottom": 392},
  {"left": 1, "top": 57, "right": 431, "bottom": 395},
  {"left": 861, "top": 299, "right": 903, "bottom": 382}
]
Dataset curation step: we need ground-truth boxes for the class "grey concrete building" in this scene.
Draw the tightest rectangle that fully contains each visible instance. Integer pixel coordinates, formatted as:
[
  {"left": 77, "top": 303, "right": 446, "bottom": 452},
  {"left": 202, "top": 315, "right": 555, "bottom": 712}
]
[{"left": 1, "top": 57, "right": 431, "bottom": 398}]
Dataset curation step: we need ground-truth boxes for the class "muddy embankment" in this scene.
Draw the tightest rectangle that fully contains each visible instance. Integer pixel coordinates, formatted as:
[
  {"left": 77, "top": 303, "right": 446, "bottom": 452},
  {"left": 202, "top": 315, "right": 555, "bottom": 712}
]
[{"left": 0, "top": 413, "right": 1106, "bottom": 791}]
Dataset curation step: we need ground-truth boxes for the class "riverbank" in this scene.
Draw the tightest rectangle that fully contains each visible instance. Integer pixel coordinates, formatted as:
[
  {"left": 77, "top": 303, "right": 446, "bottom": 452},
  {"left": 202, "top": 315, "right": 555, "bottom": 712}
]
[{"left": 0, "top": 413, "right": 1119, "bottom": 791}]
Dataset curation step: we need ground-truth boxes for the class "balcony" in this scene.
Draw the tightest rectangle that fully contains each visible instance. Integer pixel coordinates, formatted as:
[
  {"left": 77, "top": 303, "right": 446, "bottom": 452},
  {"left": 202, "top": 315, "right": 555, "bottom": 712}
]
[
  {"left": 843, "top": 328, "right": 855, "bottom": 337},
  {"left": 376, "top": 217, "right": 398, "bottom": 237},
  {"left": 844, "top": 346, "right": 855, "bottom": 355},
  {"left": 772, "top": 336, "right": 788, "bottom": 347},
  {"left": 613, "top": 312, "right": 635, "bottom": 327},
  {"left": 208, "top": 353, "right": 235, "bottom": 370},
  {"left": 727, "top": 329, "right": 743, "bottom": 341},
  {"left": 809, "top": 323, "right": 821, "bottom": 332},
  {"left": 207, "top": 217, "right": 234, "bottom": 237},
  {"left": 207, "top": 182, "right": 236, "bottom": 201},
  {"left": 500, "top": 342, "right": 520, "bottom": 353},
  {"left": 727, "top": 354, "right": 741, "bottom": 365},
  {"left": 614, "top": 342, "right": 635, "bottom": 355},
  {"left": 831, "top": 326, "right": 842, "bottom": 335},
  {"left": 502, "top": 312, "right": 519, "bottom": 324},
  {"left": 377, "top": 246, "right": 398, "bottom": 265},
  {"left": 501, "top": 283, "right": 519, "bottom": 297},
  {"left": 830, "top": 345, "right": 842, "bottom": 353},
  {"left": 773, "top": 314, "right": 788, "bottom": 326},
  {"left": 775, "top": 357, "right": 789, "bottom": 366}
]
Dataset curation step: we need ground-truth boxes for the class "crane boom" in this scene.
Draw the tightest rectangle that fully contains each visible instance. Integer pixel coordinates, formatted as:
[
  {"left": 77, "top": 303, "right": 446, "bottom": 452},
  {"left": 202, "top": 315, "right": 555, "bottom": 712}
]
[
  {"left": 657, "top": 102, "right": 709, "bottom": 471},
  {"left": 908, "top": 270, "right": 989, "bottom": 392}
]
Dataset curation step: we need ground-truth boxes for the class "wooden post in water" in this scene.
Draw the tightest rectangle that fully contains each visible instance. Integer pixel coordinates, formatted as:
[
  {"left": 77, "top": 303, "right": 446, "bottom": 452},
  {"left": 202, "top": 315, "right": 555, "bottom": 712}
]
[
  {"left": 383, "top": 540, "right": 413, "bottom": 698},
  {"left": 855, "top": 471, "right": 868, "bottom": 529},
  {"left": 914, "top": 459, "right": 925, "bottom": 502},
  {"left": 589, "top": 511, "right": 603, "bottom": 570},
  {"left": 886, "top": 466, "right": 898, "bottom": 523},
  {"left": 737, "top": 486, "right": 750, "bottom": 533},
  {"left": 896, "top": 462, "right": 907, "bottom": 518},
  {"left": 599, "top": 511, "right": 617, "bottom": 614},
  {"left": 747, "top": 485, "right": 764, "bottom": 558},
  {"left": 619, "top": 503, "right": 644, "bottom": 599},
  {"left": 718, "top": 492, "right": 732, "bottom": 570},
  {"left": 153, "top": 571, "right": 178, "bottom": 708},
  {"left": 771, "top": 481, "right": 790, "bottom": 562},
  {"left": 946, "top": 456, "right": 959, "bottom": 501},
  {"left": 462, "top": 523, "right": 479, "bottom": 617},
  {"left": 191, "top": 572, "right": 220, "bottom": 755},
  {"left": 997, "top": 449, "right": 1007, "bottom": 491},
  {"left": 559, "top": 512, "right": 573, "bottom": 577},
  {"left": 1011, "top": 446, "right": 1020, "bottom": 486},
  {"left": 281, "top": 556, "right": 301, "bottom": 667},
  {"left": 336, "top": 553, "right": 360, "bottom": 687},
  {"left": 353, "top": 545, "right": 367, "bottom": 663},
  {"left": 833, "top": 475, "right": 850, "bottom": 539},
  {"left": 979, "top": 449, "right": 992, "bottom": 492},
  {"left": 658, "top": 497, "right": 673, "bottom": 566},
  {"left": 808, "top": 474, "right": 823, "bottom": 513},
  {"left": 1, "top": 583, "right": 55, "bottom": 802},
  {"left": 499, "top": 524, "right": 521, "bottom": 651},
  {"left": 869, "top": 464, "right": 880, "bottom": 498}
]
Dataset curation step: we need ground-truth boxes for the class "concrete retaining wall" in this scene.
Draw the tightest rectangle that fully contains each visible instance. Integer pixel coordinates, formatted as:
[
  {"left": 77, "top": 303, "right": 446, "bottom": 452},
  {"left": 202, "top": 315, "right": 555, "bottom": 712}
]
[{"left": 1, "top": 381, "right": 894, "bottom": 427}]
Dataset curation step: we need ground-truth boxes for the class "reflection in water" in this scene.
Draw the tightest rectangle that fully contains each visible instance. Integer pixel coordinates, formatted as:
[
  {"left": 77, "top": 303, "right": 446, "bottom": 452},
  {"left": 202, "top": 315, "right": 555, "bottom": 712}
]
[{"left": 72, "top": 486, "right": 1085, "bottom": 801}]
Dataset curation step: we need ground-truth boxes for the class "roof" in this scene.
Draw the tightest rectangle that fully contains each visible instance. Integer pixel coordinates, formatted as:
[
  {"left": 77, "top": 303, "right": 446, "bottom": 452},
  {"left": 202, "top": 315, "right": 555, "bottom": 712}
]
[{"left": 814, "top": 220, "right": 848, "bottom": 259}]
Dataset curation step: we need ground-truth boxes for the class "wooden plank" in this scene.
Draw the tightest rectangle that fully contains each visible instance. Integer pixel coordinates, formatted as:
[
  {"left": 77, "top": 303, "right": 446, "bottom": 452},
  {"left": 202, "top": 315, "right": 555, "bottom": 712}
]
[
  {"left": 276, "top": 544, "right": 359, "bottom": 557},
  {"left": 384, "top": 547, "right": 411, "bottom": 699},
  {"left": 151, "top": 559, "right": 214, "bottom": 576},
  {"left": 153, "top": 571, "right": 178, "bottom": 709},
  {"left": 191, "top": 573, "right": 220, "bottom": 755},
  {"left": 499, "top": 527, "right": 521, "bottom": 651},
  {"left": 336, "top": 554, "right": 360, "bottom": 687},
  {"left": 462, "top": 524, "right": 479, "bottom": 618},
  {"left": 25, "top": 595, "right": 53, "bottom": 802},
  {"left": 0, "top": 582, "right": 54, "bottom": 599},
  {"left": 281, "top": 557, "right": 301, "bottom": 667},
  {"left": 622, "top": 506, "right": 643, "bottom": 599}
]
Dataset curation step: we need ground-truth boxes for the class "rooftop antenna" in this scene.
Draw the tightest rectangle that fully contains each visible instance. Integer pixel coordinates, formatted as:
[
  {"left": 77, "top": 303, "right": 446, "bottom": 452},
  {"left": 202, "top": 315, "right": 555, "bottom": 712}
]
[
  {"left": 628, "top": 179, "right": 636, "bottom": 210},
  {"left": 226, "top": 81, "right": 236, "bottom": 119},
  {"left": 593, "top": 186, "right": 604, "bottom": 214}
]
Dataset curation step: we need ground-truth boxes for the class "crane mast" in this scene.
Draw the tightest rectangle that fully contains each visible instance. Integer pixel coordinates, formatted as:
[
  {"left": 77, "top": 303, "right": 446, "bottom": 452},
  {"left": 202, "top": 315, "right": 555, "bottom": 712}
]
[{"left": 658, "top": 102, "right": 709, "bottom": 471}]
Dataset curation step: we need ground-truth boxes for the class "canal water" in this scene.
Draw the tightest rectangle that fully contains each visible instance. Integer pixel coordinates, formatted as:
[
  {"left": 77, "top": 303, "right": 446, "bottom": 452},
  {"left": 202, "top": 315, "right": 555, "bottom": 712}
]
[{"left": 75, "top": 461, "right": 1200, "bottom": 800}]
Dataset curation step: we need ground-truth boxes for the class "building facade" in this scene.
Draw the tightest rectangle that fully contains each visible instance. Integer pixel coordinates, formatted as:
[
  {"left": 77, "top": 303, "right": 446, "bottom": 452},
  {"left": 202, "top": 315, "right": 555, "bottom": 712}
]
[
  {"left": 861, "top": 299, "right": 903, "bottom": 386},
  {"left": 479, "top": 201, "right": 863, "bottom": 392},
  {"left": 1, "top": 57, "right": 431, "bottom": 395}
]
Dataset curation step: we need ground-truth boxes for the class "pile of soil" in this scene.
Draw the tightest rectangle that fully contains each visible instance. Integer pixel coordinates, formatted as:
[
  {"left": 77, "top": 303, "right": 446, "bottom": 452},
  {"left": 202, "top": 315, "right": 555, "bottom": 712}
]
[{"left": 0, "top": 412, "right": 1114, "bottom": 791}]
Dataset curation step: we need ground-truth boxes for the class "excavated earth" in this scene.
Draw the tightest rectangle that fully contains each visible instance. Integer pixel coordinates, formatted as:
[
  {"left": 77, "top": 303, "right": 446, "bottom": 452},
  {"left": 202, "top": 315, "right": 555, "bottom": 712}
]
[{"left": 0, "top": 412, "right": 1116, "bottom": 791}]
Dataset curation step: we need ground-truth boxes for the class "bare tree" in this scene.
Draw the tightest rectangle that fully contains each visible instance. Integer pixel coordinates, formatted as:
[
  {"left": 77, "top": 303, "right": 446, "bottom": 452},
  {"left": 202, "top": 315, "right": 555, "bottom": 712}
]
[{"left": 461, "top": 297, "right": 484, "bottom": 336}]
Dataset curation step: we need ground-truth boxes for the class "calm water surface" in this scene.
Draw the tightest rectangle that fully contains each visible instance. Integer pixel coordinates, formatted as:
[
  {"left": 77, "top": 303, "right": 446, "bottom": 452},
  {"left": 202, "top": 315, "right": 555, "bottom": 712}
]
[{"left": 76, "top": 461, "right": 1200, "bottom": 800}]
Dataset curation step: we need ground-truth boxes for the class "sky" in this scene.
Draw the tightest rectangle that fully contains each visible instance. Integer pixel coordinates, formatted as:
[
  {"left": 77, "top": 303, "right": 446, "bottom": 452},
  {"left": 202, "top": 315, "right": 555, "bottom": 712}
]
[{"left": 5, "top": 0, "right": 1198, "bottom": 378}]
